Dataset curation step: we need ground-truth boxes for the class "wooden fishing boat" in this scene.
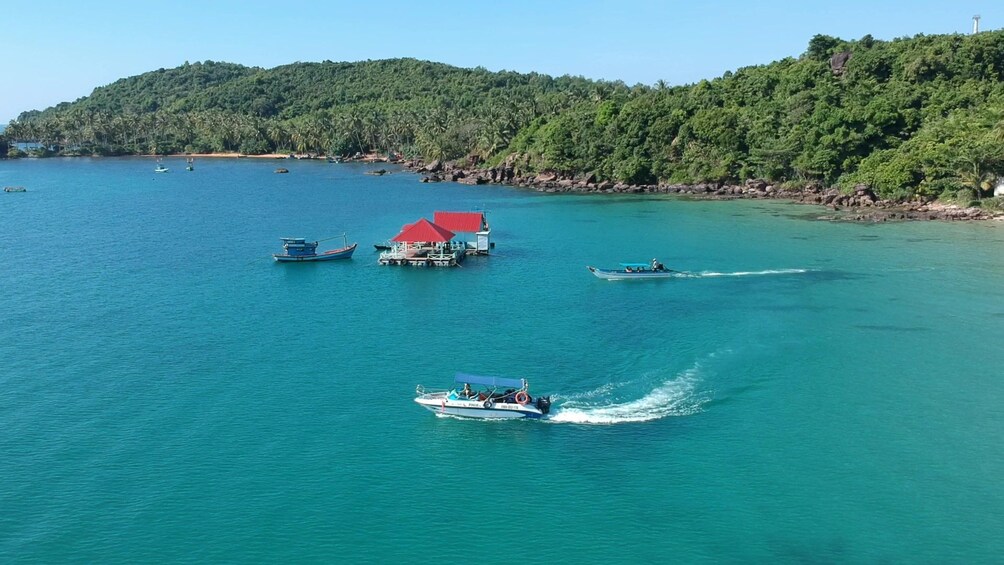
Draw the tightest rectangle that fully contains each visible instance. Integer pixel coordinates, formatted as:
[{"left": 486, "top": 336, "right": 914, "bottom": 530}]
[{"left": 273, "top": 235, "right": 357, "bottom": 262}]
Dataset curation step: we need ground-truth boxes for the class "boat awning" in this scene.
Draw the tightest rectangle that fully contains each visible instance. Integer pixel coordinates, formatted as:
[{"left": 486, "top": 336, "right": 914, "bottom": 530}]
[
  {"left": 434, "top": 211, "right": 486, "bottom": 233},
  {"left": 392, "top": 218, "right": 456, "bottom": 243},
  {"left": 620, "top": 263, "right": 651, "bottom": 268},
  {"left": 455, "top": 373, "right": 525, "bottom": 389}
]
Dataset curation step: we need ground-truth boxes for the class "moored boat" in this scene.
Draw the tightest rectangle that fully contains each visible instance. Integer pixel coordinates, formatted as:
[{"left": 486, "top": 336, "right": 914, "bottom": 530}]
[
  {"left": 273, "top": 235, "right": 357, "bottom": 262},
  {"left": 415, "top": 373, "right": 552, "bottom": 419},
  {"left": 154, "top": 164, "right": 169, "bottom": 173},
  {"left": 4, "top": 186, "right": 27, "bottom": 192},
  {"left": 587, "top": 261, "right": 687, "bottom": 280}
]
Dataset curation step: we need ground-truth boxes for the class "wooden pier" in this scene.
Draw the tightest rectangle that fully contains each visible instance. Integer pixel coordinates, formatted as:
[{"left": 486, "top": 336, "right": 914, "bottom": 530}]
[
  {"left": 378, "top": 214, "right": 489, "bottom": 268},
  {"left": 379, "top": 244, "right": 465, "bottom": 267}
]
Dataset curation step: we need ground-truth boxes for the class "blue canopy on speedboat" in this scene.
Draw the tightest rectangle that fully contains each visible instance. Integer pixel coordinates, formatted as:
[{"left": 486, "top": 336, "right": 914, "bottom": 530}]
[
  {"left": 620, "top": 262, "right": 651, "bottom": 268},
  {"left": 455, "top": 373, "right": 525, "bottom": 389}
]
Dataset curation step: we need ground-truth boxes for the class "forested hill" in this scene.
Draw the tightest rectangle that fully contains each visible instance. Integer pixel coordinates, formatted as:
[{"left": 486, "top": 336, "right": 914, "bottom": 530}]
[
  {"left": 7, "top": 31, "right": 1004, "bottom": 201},
  {"left": 26, "top": 59, "right": 597, "bottom": 119},
  {"left": 8, "top": 58, "right": 601, "bottom": 165}
]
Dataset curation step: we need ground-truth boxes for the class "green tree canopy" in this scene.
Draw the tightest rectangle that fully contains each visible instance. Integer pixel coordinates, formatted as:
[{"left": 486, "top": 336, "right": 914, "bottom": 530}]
[{"left": 8, "top": 31, "right": 1004, "bottom": 201}]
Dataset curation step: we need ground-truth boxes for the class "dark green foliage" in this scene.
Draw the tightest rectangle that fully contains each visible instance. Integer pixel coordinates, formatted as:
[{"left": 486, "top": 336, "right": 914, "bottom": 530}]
[
  {"left": 806, "top": 34, "right": 844, "bottom": 61},
  {"left": 7, "top": 58, "right": 597, "bottom": 162},
  {"left": 510, "top": 30, "right": 1004, "bottom": 198},
  {"left": 0, "top": 134, "right": 7, "bottom": 158},
  {"left": 7, "top": 31, "right": 1004, "bottom": 201}
]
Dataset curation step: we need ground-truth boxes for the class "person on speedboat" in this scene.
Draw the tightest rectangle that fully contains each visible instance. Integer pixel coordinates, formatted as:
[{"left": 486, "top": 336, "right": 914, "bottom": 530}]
[
  {"left": 651, "top": 258, "right": 665, "bottom": 271},
  {"left": 462, "top": 383, "right": 474, "bottom": 398}
]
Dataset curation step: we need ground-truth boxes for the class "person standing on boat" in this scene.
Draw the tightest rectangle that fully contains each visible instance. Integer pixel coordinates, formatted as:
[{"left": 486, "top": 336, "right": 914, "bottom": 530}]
[
  {"left": 462, "top": 383, "right": 474, "bottom": 398},
  {"left": 651, "top": 258, "right": 660, "bottom": 271}
]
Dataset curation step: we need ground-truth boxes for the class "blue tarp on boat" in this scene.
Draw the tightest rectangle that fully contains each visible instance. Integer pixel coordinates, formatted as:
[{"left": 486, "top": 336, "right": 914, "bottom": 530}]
[{"left": 454, "top": 373, "right": 525, "bottom": 389}]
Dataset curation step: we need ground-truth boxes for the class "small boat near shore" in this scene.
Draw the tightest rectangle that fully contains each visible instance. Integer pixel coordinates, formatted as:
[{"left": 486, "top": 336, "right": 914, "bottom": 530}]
[
  {"left": 273, "top": 235, "right": 357, "bottom": 262},
  {"left": 415, "top": 373, "right": 552, "bottom": 419},
  {"left": 587, "top": 261, "right": 686, "bottom": 280},
  {"left": 154, "top": 164, "right": 169, "bottom": 173}
]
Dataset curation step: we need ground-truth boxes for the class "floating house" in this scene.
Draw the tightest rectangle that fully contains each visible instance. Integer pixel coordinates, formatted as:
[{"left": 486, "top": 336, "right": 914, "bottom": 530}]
[
  {"left": 378, "top": 218, "right": 466, "bottom": 267},
  {"left": 433, "top": 211, "right": 492, "bottom": 255}
]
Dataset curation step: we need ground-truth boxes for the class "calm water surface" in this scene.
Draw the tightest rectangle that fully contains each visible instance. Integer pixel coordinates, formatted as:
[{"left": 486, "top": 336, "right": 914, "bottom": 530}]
[{"left": 1, "top": 157, "right": 1003, "bottom": 563}]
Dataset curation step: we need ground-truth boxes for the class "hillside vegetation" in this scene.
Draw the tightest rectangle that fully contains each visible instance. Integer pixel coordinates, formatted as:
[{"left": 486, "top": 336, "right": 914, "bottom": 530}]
[{"left": 6, "top": 31, "right": 1004, "bottom": 200}]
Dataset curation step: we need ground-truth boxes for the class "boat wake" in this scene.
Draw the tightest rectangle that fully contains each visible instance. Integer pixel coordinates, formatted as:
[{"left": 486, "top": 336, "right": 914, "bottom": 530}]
[
  {"left": 692, "top": 268, "right": 810, "bottom": 278},
  {"left": 547, "top": 365, "right": 711, "bottom": 425}
]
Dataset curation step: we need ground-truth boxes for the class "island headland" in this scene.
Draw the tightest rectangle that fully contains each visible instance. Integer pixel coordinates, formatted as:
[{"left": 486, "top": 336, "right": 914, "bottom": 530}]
[{"left": 4, "top": 31, "right": 1004, "bottom": 221}]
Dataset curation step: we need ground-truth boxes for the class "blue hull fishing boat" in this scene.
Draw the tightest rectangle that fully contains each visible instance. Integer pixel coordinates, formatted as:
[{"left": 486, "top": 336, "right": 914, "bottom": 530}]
[
  {"left": 273, "top": 235, "right": 357, "bottom": 262},
  {"left": 414, "top": 373, "right": 552, "bottom": 419},
  {"left": 587, "top": 261, "right": 686, "bottom": 280}
]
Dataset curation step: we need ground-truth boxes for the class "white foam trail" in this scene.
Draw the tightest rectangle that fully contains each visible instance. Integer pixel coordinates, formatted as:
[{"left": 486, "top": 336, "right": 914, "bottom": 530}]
[
  {"left": 552, "top": 382, "right": 621, "bottom": 402},
  {"left": 696, "top": 268, "right": 809, "bottom": 278},
  {"left": 548, "top": 367, "right": 710, "bottom": 425}
]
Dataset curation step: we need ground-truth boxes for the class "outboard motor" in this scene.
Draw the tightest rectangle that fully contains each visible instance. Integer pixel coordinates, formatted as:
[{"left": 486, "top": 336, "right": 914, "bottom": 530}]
[{"left": 536, "top": 396, "right": 552, "bottom": 415}]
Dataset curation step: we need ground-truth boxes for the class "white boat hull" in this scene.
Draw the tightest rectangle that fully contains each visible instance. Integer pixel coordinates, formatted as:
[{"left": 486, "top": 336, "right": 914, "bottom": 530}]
[
  {"left": 587, "top": 266, "right": 683, "bottom": 280},
  {"left": 414, "top": 396, "right": 545, "bottom": 419}
]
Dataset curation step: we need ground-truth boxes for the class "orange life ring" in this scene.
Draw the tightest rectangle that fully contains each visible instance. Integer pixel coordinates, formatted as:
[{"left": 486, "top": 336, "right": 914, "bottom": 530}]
[{"left": 515, "top": 391, "right": 529, "bottom": 405}]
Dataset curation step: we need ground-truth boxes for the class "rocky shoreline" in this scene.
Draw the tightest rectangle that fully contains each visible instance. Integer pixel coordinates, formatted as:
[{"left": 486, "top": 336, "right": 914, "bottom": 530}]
[{"left": 403, "top": 159, "right": 1003, "bottom": 222}]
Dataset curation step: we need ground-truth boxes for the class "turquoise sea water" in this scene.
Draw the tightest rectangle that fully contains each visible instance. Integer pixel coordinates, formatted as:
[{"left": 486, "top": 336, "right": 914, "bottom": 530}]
[{"left": 2, "top": 157, "right": 1003, "bottom": 563}]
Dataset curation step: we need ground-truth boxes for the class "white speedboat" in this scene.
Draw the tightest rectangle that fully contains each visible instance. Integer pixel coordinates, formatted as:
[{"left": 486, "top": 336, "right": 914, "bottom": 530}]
[
  {"left": 415, "top": 373, "right": 551, "bottom": 419},
  {"left": 587, "top": 261, "right": 687, "bottom": 280}
]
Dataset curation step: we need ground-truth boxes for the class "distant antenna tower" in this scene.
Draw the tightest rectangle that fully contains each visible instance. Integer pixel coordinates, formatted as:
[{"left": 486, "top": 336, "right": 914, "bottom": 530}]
[{"left": 973, "top": 15, "right": 981, "bottom": 34}]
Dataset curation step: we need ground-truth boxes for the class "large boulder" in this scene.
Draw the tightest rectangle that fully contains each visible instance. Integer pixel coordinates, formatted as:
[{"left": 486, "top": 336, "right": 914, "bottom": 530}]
[
  {"left": 459, "top": 175, "right": 487, "bottom": 185},
  {"left": 535, "top": 171, "right": 558, "bottom": 183},
  {"left": 830, "top": 51, "right": 852, "bottom": 75}
]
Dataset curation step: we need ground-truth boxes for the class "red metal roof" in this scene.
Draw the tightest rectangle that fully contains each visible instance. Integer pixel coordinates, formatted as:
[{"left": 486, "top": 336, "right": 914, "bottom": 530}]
[
  {"left": 391, "top": 218, "right": 456, "bottom": 243},
  {"left": 434, "top": 211, "right": 485, "bottom": 233}
]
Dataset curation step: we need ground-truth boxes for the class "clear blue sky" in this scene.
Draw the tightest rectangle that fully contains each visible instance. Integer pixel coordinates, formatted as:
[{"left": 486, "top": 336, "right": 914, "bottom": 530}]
[{"left": 2, "top": 0, "right": 999, "bottom": 122}]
